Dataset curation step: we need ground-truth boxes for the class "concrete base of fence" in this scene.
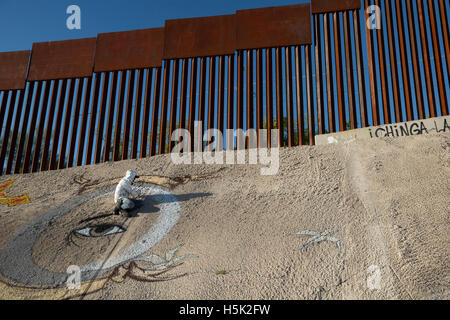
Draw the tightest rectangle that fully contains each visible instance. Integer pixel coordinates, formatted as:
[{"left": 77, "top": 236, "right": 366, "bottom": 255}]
[{"left": 315, "top": 115, "right": 450, "bottom": 145}]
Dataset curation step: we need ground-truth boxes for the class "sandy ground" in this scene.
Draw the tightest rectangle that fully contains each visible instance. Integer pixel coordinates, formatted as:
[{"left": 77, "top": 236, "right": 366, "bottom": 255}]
[{"left": 0, "top": 133, "right": 448, "bottom": 300}]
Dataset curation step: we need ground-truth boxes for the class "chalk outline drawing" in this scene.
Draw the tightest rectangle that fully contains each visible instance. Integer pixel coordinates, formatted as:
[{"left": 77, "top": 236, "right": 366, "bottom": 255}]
[
  {"left": 0, "top": 179, "right": 30, "bottom": 206},
  {"left": 292, "top": 226, "right": 342, "bottom": 252},
  {"left": 0, "top": 183, "right": 196, "bottom": 299}
]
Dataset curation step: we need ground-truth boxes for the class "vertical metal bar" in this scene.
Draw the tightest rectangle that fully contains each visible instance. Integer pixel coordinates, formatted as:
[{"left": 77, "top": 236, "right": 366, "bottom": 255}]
[
  {"left": 22, "top": 81, "right": 43, "bottom": 173},
  {"left": 49, "top": 79, "right": 68, "bottom": 170},
  {"left": 67, "top": 78, "right": 84, "bottom": 167},
  {"left": 179, "top": 59, "right": 188, "bottom": 132},
  {"left": 305, "top": 46, "right": 315, "bottom": 145},
  {"left": 131, "top": 69, "right": 143, "bottom": 159},
  {"left": 5, "top": 89, "right": 26, "bottom": 174},
  {"left": 84, "top": 74, "right": 100, "bottom": 165},
  {"left": 168, "top": 60, "right": 180, "bottom": 154},
  {"left": 188, "top": 59, "right": 198, "bottom": 153},
  {"left": 275, "top": 47, "right": 283, "bottom": 147},
  {"left": 384, "top": 1, "right": 402, "bottom": 123},
  {"left": 76, "top": 77, "right": 92, "bottom": 166},
  {"left": 102, "top": 72, "right": 118, "bottom": 163},
  {"left": 438, "top": 0, "right": 450, "bottom": 85},
  {"left": 94, "top": 72, "right": 110, "bottom": 164},
  {"left": 427, "top": 0, "right": 448, "bottom": 115},
  {"left": 227, "top": 55, "right": 235, "bottom": 150},
  {"left": 405, "top": 0, "right": 425, "bottom": 120},
  {"left": 236, "top": 51, "right": 244, "bottom": 150},
  {"left": 112, "top": 72, "right": 126, "bottom": 161},
  {"left": 364, "top": 2, "right": 379, "bottom": 126},
  {"left": 295, "top": 46, "right": 305, "bottom": 146},
  {"left": 206, "top": 56, "right": 216, "bottom": 151},
  {"left": 149, "top": 67, "right": 162, "bottom": 156},
  {"left": 14, "top": 82, "right": 35, "bottom": 173},
  {"left": 0, "top": 91, "right": 18, "bottom": 175},
  {"left": 343, "top": 11, "right": 357, "bottom": 128},
  {"left": 122, "top": 70, "right": 135, "bottom": 159},
  {"left": 207, "top": 57, "right": 216, "bottom": 151},
  {"left": 159, "top": 61, "right": 171, "bottom": 155},
  {"left": 208, "top": 56, "right": 216, "bottom": 131},
  {"left": 246, "top": 50, "right": 254, "bottom": 148},
  {"left": 30, "top": 81, "right": 50, "bottom": 172},
  {"left": 217, "top": 55, "right": 225, "bottom": 151},
  {"left": 285, "top": 47, "right": 294, "bottom": 147},
  {"left": 314, "top": 15, "right": 325, "bottom": 134},
  {"left": 265, "top": 48, "right": 273, "bottom": 149},
  {"left": 334, "top": 12, "right": 347, "bottom": 131},
  {"left": 58, "top": 79, "right": 76, "bottom": 169},
  {"left": 0, "top": 91, "right": 8, "bottom": 129},
  {"left": 416, "top": 0, "right": 437, "bottom": 118},
  {"left": 374, "top": 0, "right": 391, "bottom": 124},
  {"left": 395, "top": 0, "right": 413, "bottom": 121},
  {"left": 256, "top": 49, "right": 263, "bottom": 148},
  {"left": 353, "top": 10, "right": 368, "bottom": 128},
  {"left": 140, "top": 69, "right": 153, "bottom": 158},
  {"left": 40, "top": 80, "right": 60, "bottom": 171},
  {"left": 324, "top": 14, "right": 335, "bottom": 133},
  {"left": 196, "top": 57, "right": 207, "bottom": 152}
]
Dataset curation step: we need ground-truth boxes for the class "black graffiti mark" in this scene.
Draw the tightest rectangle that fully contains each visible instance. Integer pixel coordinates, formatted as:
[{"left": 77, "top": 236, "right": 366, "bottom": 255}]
[
  {"left": 368, "top": 120, "right": 450, "bottom": 138},
  {"left": 72, "top": 168, "right": 225, "bottom": 195},
  {"left": 79, "top": 212, "right": 116, "bottom": 224},
  {"left": 435, "top": 118, "right": 450, "bottom": 133},
  {"left": 73, "top": 174, "right": 104, "bottom": 195},
  {"left": 72, "top": 262, "right": 189, "bottom": 300},
  {"left": 123, "top": 261, "right": 188, "bottom": 283},
  {"left": 67, "top": 222, "right": 128, "bottom": 247}
]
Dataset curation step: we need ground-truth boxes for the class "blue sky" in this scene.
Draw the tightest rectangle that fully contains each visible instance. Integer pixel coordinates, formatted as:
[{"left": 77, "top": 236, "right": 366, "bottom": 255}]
[{"left": 0, "top": 0, "right": 309, "bottom": 52}]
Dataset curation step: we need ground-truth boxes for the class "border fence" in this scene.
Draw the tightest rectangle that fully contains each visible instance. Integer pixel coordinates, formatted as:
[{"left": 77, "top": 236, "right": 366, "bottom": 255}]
[{"left": 0, "top": 0, "right": 449, "bottom": 175}]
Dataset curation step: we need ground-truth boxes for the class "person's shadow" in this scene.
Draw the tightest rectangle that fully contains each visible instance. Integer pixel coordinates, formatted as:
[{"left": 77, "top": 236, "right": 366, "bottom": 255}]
[{"left": 129, "top": 192, "right": 212, "bottom": 216}]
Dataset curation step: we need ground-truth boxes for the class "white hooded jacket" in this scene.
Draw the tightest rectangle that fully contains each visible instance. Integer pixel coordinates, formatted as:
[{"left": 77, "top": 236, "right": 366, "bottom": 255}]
[{"left": 114, "top": 170, "right": 140, "bottom": 204}]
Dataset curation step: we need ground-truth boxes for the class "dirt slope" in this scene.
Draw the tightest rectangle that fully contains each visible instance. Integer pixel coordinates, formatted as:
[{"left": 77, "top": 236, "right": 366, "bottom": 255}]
[{"left": 0, "top": 133, "right": 448, "bottom": 300}]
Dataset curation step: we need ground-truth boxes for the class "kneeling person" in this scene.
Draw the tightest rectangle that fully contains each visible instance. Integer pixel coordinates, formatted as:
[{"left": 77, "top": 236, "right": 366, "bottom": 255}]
[{"left": 114, "top": 169, "right": 141, "bottom": 217}]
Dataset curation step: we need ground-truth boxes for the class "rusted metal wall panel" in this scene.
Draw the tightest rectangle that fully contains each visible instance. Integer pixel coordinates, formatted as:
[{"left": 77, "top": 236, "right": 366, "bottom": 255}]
[
  {"left": 95, "top": 28, "right": 164, "bottom": 72},
  {"left": 28, "top": 38, "right": 96, "bottom": 81},
  {"left": 236, "top": 4, "right": 311, "bottom": 50},
  {"left": 312, "top": 0, "right": 361, "bottom": 13},
  {"left": 0, "top": 51, "right": 30, "bottom": 90},
  {"left": 164, "top": 15, "right": 236, "bottom": 59}
]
